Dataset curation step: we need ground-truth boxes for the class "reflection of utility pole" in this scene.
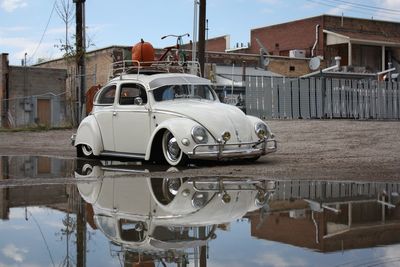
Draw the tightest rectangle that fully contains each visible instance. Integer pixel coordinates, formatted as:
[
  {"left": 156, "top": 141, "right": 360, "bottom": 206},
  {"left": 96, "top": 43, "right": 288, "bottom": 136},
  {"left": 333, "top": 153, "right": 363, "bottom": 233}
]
[
  {"left": 76, "top": 195, "right": 87, "bottom": 267},
  {"left": 198, "top": 0, "right": 206, "bottom": 77},
  {"left": 0, "top": 156, "right": 10, "bottom": 220},
  {"left": 199, "top": 227, "right": 207, "bottom": 267},
  {"left": 74, "top": 0, "right": 86, "bottom": 122}
]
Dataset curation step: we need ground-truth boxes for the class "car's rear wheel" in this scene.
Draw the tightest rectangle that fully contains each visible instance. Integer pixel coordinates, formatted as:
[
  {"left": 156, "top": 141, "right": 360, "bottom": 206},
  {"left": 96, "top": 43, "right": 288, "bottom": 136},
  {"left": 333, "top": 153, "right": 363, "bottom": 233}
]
[
  {"left": 162, "top": 130, "right": 187, "bottom": 166},
  {"left": 77, "top": 144, "right": 94, "bottom": 158}
]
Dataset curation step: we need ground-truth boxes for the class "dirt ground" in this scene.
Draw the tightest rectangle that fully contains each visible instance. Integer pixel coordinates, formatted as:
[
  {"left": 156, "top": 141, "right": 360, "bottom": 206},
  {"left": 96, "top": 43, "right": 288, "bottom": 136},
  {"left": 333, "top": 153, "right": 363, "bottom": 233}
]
[{"left": 0, "top": 120, "right": 399, "bottom": 182}]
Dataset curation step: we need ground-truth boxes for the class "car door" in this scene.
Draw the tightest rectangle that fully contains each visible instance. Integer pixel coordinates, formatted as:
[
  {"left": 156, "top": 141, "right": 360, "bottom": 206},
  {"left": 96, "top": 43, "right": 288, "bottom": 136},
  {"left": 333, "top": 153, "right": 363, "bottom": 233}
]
[
  {"left": 112, "top": 82, "right": 150, "bottom": 156},
  {"left": 93, "top": 84, "right": 117, "bottom": 151}
]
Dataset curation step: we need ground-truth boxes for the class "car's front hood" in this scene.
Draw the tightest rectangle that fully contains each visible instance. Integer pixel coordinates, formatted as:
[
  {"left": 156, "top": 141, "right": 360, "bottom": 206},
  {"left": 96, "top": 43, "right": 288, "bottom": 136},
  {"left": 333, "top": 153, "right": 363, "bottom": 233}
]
[{"left": 153, "top": 100, "right": 254, "bottom": 142}]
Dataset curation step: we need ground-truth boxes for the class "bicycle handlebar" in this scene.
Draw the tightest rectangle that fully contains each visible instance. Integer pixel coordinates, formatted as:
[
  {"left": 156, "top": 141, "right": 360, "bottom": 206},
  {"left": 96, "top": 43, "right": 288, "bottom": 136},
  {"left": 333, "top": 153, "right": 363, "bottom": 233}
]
[{"left": 161, "top": 33, "right": 190, "bottom": 40}]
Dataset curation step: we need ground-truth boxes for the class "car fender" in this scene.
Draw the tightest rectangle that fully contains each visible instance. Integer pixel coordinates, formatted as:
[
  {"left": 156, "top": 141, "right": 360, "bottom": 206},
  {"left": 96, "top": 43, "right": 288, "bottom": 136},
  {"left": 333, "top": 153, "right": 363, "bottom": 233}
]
[
  {"left": 145, "top": 117, "right": 199, "bottom": 160},
  {"left": 75, "top": 115, "right": 104, "bottom": 156}
]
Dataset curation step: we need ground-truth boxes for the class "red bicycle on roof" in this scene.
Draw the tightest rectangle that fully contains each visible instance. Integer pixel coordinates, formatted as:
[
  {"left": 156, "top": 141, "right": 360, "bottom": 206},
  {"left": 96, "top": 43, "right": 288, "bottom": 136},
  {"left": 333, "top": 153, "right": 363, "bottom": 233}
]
[{"left": 159, "top": 33, "right": 190, "bottom": 65}]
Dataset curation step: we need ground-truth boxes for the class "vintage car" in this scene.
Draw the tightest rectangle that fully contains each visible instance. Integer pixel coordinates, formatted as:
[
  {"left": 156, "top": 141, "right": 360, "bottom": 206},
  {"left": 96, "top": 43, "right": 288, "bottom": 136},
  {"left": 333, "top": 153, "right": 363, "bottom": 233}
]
[{"left": 72, "top": 62, "right": 277, "bottom": 166}]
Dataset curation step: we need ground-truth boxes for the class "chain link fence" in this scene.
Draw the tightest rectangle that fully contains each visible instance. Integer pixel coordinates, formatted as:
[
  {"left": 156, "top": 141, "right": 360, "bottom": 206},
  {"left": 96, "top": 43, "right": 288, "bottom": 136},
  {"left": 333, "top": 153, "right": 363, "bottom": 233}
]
[{"left": 2, "top": 92, "right": 72, "bottom": 128}]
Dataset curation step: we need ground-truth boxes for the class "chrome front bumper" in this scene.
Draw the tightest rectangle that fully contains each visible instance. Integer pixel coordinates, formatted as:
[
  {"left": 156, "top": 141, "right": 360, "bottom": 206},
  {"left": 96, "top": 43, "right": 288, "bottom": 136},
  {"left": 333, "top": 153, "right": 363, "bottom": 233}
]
[{"left": 187, "top": 139, "right": 277, "bottom": 160}]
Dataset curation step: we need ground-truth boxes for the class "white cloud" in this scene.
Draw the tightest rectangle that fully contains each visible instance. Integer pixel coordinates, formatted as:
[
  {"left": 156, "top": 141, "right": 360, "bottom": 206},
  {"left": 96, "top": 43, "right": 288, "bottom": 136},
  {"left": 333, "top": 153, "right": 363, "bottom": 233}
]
[
  {"left": 0, "top": 34, "right": 63, "bottom": 65},
  {"left": 2, "top": 244, "right": 28, "bottom": 263},
  {"left": 0, "top": 26, "right": 29, "bottom": 33},
  {"left": 252, "top": 252, "right": 308, "bottom": 267},
  {"left": 47, "top": 27, "right": 69, "bottom": 35},
  {"left": 378, "top": 244, "right": 400, "bottom": 265},
  {"left": 378, "top": 0, "right": 400, "bottom": 9},
  {"left": 1, "top": 0, "right": 27, "bottom": 13},
  {"left": 0, "top": 224, "right": 31, "bottom": 231},
  {"left": 205, "top": 261, "right": 246, "bottom": 267},
  {"left": 373, "top": 0, "right": 400, "bottom": 21}
]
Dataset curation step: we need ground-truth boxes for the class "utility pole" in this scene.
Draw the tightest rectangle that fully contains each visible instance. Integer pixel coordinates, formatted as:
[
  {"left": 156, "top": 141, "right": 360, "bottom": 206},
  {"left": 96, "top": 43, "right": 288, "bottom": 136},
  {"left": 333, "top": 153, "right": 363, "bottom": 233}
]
[
  {"left": 74, "top": 0, "right": 86, "bottom": 122},
  {"left": 198, "top": 0, "right": 206, "bottom": 77}
]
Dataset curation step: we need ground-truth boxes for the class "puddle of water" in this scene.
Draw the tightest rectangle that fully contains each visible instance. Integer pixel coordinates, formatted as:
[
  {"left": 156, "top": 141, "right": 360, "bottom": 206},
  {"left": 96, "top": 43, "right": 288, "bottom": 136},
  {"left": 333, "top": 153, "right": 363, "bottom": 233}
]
[{"left": 0, "top": 156, "right": 400, "bottom": 266}]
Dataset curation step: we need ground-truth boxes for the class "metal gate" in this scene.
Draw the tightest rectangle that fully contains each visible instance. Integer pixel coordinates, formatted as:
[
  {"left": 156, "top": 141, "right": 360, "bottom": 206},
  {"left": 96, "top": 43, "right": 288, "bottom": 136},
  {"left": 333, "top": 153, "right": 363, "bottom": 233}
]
[{"left": 246, "top": 77, "right": 400, "bottom": 120}]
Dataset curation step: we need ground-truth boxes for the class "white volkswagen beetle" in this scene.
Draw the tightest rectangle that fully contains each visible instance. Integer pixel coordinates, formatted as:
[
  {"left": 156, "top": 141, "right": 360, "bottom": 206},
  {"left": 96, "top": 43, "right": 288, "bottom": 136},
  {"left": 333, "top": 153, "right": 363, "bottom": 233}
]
[{"left": 73, "top": 64, "right": 277, "bottom": 166}]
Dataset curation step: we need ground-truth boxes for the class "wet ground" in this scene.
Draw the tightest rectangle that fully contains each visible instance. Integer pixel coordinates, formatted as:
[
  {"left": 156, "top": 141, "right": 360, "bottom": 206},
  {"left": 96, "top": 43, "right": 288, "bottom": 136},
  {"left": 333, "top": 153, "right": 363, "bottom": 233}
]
[
  {"left": 0, "top": 156, "right": 399, "bottom": 267},
  {"left": 0, "top": 120, "right": 400, "bottom": 266},
  {"left": 0, "top": 120, "right": 399, "bottom": 181}
]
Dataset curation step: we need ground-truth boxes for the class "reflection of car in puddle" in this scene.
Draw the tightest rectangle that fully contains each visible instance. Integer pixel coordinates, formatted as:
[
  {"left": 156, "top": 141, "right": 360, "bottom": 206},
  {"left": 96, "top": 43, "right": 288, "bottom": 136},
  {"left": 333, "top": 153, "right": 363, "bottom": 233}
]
[{"left": 75, "top": 160, "right": 275, "bottom": 265}]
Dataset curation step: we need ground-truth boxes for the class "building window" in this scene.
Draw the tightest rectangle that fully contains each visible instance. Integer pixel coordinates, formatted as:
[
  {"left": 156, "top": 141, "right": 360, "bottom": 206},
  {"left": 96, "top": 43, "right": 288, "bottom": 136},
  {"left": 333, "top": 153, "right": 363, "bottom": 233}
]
[{"left": 289, "top": 66, "right": 295, "bottom": 71}]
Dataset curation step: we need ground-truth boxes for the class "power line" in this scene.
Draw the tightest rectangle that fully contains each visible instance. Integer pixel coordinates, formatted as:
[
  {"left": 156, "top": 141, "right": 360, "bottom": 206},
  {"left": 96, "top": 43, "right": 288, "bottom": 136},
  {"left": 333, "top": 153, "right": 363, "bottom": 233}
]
[
  {"left": 28, "top": 210, "right": 56, "bottom": 267},
  {"left": 329, "top": 0, "right": 400, "bottom": 14},
  {"left": 28, "top": 0, "right": 57, "bottom": 64},
  {"left": 324, "top": 0, "right": 400, "bottom": 17},
  {"left": 305, "top": 0, "right": 400, "bottom": 20}
]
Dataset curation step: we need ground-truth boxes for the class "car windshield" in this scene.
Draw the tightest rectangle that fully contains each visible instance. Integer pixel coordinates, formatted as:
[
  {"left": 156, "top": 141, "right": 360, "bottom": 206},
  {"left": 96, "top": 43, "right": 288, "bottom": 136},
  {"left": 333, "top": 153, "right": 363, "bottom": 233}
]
[{"left": 153, "top": 84, "right": 215, "bottom": 102}]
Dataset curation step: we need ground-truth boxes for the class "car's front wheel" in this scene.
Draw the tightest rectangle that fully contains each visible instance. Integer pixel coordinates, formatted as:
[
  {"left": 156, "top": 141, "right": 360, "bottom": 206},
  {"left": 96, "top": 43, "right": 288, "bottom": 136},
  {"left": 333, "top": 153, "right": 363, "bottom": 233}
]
[
  {"left": 162, "top": 130, "right": 187, "bottom": 166},
  {"left": 77, "top": 144, "right": 94, "bottom": 158}
]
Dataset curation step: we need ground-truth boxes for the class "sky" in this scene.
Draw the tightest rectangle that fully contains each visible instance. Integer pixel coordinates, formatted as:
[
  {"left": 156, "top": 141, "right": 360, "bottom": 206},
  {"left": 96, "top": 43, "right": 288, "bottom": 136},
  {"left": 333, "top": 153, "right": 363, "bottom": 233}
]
[{"left": 1, "top": 0, "right": 400, "bottom": 65}]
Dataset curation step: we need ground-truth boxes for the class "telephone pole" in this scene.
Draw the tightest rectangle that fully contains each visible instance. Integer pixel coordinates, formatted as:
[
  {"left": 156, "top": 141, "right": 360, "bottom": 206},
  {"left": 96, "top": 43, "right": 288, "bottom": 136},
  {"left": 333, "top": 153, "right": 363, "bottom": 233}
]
[
  {"left": 198, "top": 0, "right": 206, "bottom": 77},
  {"left": 73, "top": 0, "right": 86, "bottom": 122}
]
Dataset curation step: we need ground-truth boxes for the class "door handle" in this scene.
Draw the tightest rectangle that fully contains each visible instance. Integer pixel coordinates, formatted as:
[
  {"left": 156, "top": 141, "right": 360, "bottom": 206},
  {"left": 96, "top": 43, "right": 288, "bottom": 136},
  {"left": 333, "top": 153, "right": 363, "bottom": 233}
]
[{"left": 113, "top": 111, "right": 117, "bottom": 116}]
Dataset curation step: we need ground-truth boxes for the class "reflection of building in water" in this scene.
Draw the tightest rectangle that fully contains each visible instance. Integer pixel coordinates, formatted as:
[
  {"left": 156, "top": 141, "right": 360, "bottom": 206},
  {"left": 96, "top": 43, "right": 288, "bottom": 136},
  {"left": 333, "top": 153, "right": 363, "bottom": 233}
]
[
  {"left": 248, "top": 180, "right": 400, "bottom": 252},
  {"left": 0, "top": 156, "right": 74, "bottom": 219},
  {"left": 0, "top": 156, "right": 87, "bottom": 267}
]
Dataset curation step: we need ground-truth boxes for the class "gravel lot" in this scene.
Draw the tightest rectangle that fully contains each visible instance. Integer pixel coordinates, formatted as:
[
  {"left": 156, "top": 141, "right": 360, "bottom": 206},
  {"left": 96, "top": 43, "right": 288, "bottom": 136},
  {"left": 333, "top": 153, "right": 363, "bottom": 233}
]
[{"left": 0, "top": 120, "right": 399, "bottom": 182}]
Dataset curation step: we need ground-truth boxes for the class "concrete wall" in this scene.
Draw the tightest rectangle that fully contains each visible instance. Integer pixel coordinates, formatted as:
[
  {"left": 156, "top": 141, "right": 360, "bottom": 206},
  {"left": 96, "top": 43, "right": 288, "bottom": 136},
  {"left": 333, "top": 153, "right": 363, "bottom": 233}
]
[
  {"left": 37, "top": 46, "right": 131, "bottom": 89},
  {"left": 266, "top": 56, "right": 313, "bottom": 77},
  {"left": 0, "top": 57, "right": 68, "bottom": 128}
]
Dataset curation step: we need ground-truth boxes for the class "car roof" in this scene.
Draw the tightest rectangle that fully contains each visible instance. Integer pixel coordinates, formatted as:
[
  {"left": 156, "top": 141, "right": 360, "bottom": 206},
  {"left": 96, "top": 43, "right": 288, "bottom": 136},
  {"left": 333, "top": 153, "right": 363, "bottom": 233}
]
[{"left": 109, "top": 73, "right": 212, "bottom": 90}]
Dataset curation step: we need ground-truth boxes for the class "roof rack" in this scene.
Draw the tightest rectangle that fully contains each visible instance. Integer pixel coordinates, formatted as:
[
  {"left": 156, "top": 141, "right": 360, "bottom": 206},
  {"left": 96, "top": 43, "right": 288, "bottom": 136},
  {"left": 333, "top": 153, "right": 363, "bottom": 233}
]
[{"left": 109, "top": 60, "right": 201, "bottom": 80}]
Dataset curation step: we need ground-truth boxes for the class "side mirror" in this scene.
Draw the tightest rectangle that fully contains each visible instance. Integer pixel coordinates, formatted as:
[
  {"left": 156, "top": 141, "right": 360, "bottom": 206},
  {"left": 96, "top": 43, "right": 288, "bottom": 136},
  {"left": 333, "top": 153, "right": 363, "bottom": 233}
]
[{"left": 134, "top": 97, "right": 143, "bottom": 105}]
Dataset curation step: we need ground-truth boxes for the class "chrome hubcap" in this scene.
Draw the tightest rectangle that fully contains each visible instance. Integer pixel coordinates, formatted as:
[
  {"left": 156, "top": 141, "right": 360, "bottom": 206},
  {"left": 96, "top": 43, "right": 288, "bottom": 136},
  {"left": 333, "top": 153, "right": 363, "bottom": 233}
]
[
  {"left": 167, "top": 135, "right": 180, "bottom": 161},
  {"left": 82, "top": 145, "right": 92, "bottom": 156},
  {"left": 167, "top": 178, "right": 181, "bottom": 195}
]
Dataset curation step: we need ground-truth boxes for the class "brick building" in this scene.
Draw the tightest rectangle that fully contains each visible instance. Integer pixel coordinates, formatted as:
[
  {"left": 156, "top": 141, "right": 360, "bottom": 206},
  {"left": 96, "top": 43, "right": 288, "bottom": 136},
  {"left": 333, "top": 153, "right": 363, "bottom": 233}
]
[{"left": 250, "top": 15, "right": 400, "bottom": 74}]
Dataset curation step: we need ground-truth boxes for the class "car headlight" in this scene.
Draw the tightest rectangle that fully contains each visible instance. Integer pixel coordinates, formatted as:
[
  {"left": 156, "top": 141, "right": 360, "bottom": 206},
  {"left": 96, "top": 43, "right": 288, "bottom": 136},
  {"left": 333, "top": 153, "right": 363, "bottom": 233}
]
[
  {"left": 255, "top": 122, "right": 269, "bottom": 139},
  {"left": 221, "top": 131, "right": 231, "bottom": 142},
  {"left": 191, "top": 126, "right": 208, "bottom": 144},
  {"left": 191, "top": 192, "right": 208, "bottom": 209}
]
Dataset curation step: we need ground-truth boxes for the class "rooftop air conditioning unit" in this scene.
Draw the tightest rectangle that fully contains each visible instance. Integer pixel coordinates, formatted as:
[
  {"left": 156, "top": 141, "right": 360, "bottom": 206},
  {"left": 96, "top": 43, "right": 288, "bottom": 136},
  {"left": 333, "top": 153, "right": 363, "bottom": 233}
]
[{"left": 289, "top": 49, "right": 306, "bottom": 58}]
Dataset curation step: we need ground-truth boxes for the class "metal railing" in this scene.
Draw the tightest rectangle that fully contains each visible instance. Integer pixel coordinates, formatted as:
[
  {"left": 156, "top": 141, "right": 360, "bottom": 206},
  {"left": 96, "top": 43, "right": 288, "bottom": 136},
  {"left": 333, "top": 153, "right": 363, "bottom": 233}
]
[{"left": 109, "top": 60, "right": 201, "bottom": 80}]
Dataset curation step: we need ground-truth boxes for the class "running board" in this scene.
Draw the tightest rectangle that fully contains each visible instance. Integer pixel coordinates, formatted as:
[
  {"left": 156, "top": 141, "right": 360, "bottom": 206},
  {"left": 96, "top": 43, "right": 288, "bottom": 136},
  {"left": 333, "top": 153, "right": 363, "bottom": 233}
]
[{"left": 100, "top": 151, "right": 145, "bottom": 159}]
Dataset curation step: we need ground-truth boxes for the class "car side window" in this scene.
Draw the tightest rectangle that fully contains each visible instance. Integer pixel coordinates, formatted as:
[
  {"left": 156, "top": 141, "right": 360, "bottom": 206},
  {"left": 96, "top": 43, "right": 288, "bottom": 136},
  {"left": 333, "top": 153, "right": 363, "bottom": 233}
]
[
  {"left": 97, "top": 85, "right": 116, "bottom": 105},
  {"left": 119, "top": 83, "right": 147, "bottom": 105}
]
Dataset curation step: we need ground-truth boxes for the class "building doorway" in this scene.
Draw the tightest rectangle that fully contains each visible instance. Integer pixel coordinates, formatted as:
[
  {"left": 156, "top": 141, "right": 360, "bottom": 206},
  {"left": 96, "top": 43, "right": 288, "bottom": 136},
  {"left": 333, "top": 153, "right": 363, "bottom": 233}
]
[{"left": 37, "top": 99, "right": 51, "bottom": 126}]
